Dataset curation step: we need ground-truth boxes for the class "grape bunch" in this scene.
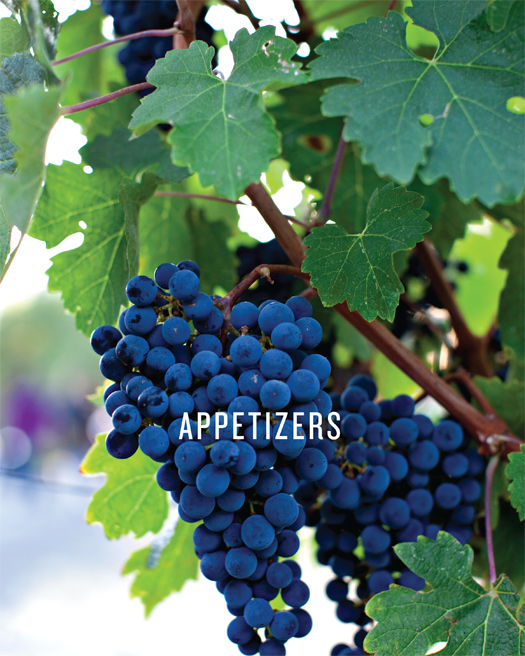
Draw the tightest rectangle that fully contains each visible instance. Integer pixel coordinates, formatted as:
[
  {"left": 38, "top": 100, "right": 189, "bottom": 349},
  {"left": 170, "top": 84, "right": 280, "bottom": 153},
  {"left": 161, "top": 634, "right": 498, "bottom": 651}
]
[
  {"left": 295, "top": 376, "right": 484, "bottom": 654},
  {"left": 101, "top": 1, "right": 214, "bottom": 90},
  {"left": 91, "top": 260, "right": 338, "bottom": 655}
]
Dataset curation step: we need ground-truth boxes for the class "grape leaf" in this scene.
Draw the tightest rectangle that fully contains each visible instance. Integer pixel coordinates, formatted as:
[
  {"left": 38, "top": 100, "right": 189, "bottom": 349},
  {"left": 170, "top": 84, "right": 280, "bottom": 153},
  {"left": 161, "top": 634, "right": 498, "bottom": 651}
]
[
  {"left": 491, "top": 501, "right": 525, "bottom": 590},
  {"left": 272, "top": 81, "right": 387, "bottom": 231},
  {"left": 30, "top": 163, "right": 158, "bottom": 335},
  {"left": 302, "top": 183, "right": 430, "bottom": 321},
  {"left": 0, "top": 52, "right": 45, "bottom": 176},
  {"left": 81, "top": 128, "right": 189, "bottom": 183},
  {"left": 0, "top": 206, "right": 10, "bottom": 277},
  {"left": 309, "top": 0, "right": 525, "bottom": 206},
  {"left": 486, "top": 200, "right": 524, "bottom": 228},
  {"left": 498, "top": 232, "right": 524, "bottom": 377},
  {"left": 486, "top": 0, "right": 513, "bottom": 32},
  {"left": 54, "top": 4, "right": 123, "bottom": 108},
  {"left": 365, "top": 531, "right": 525, "bottom": 656},
  {"left": 122, "top": 520, "right": 199, "bottom": 616},
  {"left": 302, "top": 0, "right": 386, "bottom": 33},
  {"left": 0, "top": 16, "right": 28, "bottom": 63},
  {"left": 414, "top": 179, "right": 482, "bottom": 258},
  {"left": 506, "top": 446, "right": 525, "bottom": 521},
  {"left": 81, "top": 433, "right": 169, "bottom": 539},
  {"left": 0, "top": 82, "right": 61, "bottom": 232},
  {"left": 139, "top": 193, "right": 236, "bottom": 294},
  {"left": 129, "top": 27, "right": 307, "bottom": 199},
  {"left": 473, "top": 376, "right": 524, "bottom": 438}
]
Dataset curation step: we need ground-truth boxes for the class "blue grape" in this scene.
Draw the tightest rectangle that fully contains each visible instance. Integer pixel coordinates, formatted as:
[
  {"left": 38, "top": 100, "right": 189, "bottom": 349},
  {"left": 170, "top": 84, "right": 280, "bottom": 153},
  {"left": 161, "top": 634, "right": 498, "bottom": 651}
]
[
  {"left": 106, "top": 429, "right": 138, "bottom": 459},
  {"left": 271, "top": 322, "right": 302, "bottom": 349},
  {"left": 229, "top": 336, "right": 262, "bottom": 367},
  {"left": 154, "top": 263, "right": 179, "bottom": 289},
  {"left": 432, "top": 420, "right": 463, "bottom": 451},
  {"left": 138, "top": 425, "right": 169, "bottom": 458},
  {"left": 259, "top": 349, "right": 293, "bottom": 380},
  {"left": 183, "top": 293, "right": 213, "bottom": 321},
  {"left": 435, "top": 482, "right": 462, "bottom": 509},
  {"left": 91, "top": 325, "right": 122, "bottom": 355},
  {"left": 161, "top": 316, "right": 191, "bottom": 345},
  {"left": 126, "top": 275, "right": 157, "bottom": 306},
  {"left": 112, "top": 404, "right": 142, "bottom": 434},
  {"left": 231, "top": 302, "right": 259, "bottom": 329},
  {"left": 259, "top": 379, "right": 291, "bottom": 410}
]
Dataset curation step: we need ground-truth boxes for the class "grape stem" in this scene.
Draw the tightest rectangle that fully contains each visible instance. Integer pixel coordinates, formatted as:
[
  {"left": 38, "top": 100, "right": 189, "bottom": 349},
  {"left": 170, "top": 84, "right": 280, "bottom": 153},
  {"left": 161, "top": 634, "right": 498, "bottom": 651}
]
[
  {"left": 154, "top": 191, "right": 310, "bottom": 228},
  {"left": 174, "top": 0, "right": 205, "bottom": 49},
  {"left": 415, "top": 240, "right": 493, "bottom": 377},
  {"left": 219, "top": 0, "right": 259, "bottom": 29},
  {"left": 243, "top": 182, "right": 521, "bottom": 453},
  {"left": 222, "top": 264, "right": 309, "bottom": 314},
  {"left": 155, "top": 191, "right": 246, "bottom": 205},
  {"left": 52, "top": 27, "right": 180, "bottom": 66},
  {"left": 318, "top": 134, "right": 347, "bottom": 223},
  {"left": 60, "top": 83, "right": 153, "bottom": 115},
  {"left": 385, "top": 0, "right": 398, "bottom": 14},
  {"left": 485, "top": 455, "right": 499, "bottom": 585},
  {"left": 443, "top": 369, "right": 498, "bottom": 416}
]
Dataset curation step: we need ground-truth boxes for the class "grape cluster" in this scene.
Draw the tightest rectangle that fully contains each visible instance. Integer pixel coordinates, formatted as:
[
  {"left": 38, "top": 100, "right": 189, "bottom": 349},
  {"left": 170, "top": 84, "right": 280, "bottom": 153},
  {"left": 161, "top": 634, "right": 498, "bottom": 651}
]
[
  {"left": 295, "top": 376, "right": 484, "bottom": 654},
  {"left": 91, "top": 260, "right": 338, "bottom": 654},
  {"left": 101, "top": 1, "right": 214, "bottom": 90}
]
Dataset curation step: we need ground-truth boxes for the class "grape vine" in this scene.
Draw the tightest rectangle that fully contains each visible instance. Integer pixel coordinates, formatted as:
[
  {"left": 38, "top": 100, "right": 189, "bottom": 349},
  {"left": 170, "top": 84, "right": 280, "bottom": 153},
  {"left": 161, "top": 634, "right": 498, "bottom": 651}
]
[{"left": 1, "top": 0, "right": 523, "bottom": 654}]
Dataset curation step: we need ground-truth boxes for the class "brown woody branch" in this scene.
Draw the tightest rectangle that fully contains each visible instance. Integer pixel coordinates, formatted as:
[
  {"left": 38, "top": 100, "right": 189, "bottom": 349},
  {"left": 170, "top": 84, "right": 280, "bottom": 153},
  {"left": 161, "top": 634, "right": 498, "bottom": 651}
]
[
  {"left": 243, "top": 182, "right": 519, "bottom": 454},
  {"left": 415, "top": 240, "right": 493, "bottom": 377}
]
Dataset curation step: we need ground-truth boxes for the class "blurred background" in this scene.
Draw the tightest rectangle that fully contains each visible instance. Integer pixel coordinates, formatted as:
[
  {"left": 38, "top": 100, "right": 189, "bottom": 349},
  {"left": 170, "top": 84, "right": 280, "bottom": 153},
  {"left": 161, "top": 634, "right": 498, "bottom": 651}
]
[{"left": 0, "top": 1, "right": 512, "bottom": 655}]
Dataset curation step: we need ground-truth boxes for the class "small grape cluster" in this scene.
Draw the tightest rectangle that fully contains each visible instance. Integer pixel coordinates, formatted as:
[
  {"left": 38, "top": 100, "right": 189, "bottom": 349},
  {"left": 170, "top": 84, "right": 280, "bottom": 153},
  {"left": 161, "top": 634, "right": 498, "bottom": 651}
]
[
  {"left": 296, "top": 376, "right": 484, "bottom": 654},
  {"left": 101, "top": 1, "right": 214, "bottom": 90},
  {"left": 91, "top": 260, "right": 337, "bottom": 655}
]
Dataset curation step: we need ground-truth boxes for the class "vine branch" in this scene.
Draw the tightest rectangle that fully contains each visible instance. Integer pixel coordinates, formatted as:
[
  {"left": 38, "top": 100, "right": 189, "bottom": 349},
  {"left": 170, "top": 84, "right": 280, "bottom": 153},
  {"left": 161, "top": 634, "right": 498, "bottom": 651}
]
[
  {"left": 318, "top": 134, "right": 347, "bottom": 222},
  {"left": 174, "top": 0, "right": 204, "bottom": 49},
  {"left": 220, "top": 0, "right": 259, "bottom": 29},
  {"left": 60, "top": 83, "right": 153, "bottom": 115},
  {"left": 52, "top": 27, "right": 180, "bottom": 66},
  {"left": 415, "top": 240, "right": 492, "bottom": 377},
  {"left": 243, "top": 182, "right": 520, "bottom": 453},
  {"left": 155, "top": 191, "right": 245, "bottom": 205}
]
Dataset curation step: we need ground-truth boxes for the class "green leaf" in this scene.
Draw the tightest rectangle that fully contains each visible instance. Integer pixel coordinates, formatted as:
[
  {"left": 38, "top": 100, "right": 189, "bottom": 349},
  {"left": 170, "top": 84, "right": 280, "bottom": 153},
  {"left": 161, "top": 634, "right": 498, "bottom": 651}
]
[
  {"left": 486, "top": 0, "right": 513, "bottom": 31},
  {"left": 81, "top": 433, "right": 169, "bottom": 539},
  {"left": 22, "top": 0, "right": 59, "bottom": 67},
  {"left": 415, "top": 179, "right": 483, "bottom": 259},
  {"left": 0, "top": 52, "right": 45, "bottom": 176},
  {"left": 498, "top": 232, "right": 524, "bottom": 375},
  {"left": 0, "top": 16, "right": 28, "bottom": 63},
  {"left": 302, "top": 0, "right": 386, "bottom": 34},
  {"left": 486, "top": 200, "right": 524, "bottom": 228},
  {"left": 0, "top": 206, "right": 11, "bottom": 277},
  {"left": 506, "top": 446, "right": 525, "bottom": 521},
  {"left": 82, "top": 127, "right": 189, "bottom": 183},
  {"left": 272, "top": 82, "right": 387, "bottom": 231},
  {"left": 365, "top": 531, "right": 525, "bottom": 656},
  {"left": 130, "top": 27, "right": 307, "bottom": 199},
  {"left": 30, "top": 163, "right": 158, "bottom": 335},
  {"left": 473, "top": 377, "right": 524, "bottom": 438},
  {"left": 54, "top": 4, "right": 119, "bottom": 107},
  {"left": 139, "top": 193, "right": 236, "bottom": 294},
  {"left": 309, "top": 0, "right": 525, "bottom": 206},
  {"left": 0, "top": 81, "right": 61, "bottom": 232},
  {"left": 122, "top": 520, "right": 199, "bottom": 616},
  {"left": 491, "top": 501, "right": 525, "bottom": 591},
  {"left": 302, "top": 183, "right": 430, "bottom": 321}
]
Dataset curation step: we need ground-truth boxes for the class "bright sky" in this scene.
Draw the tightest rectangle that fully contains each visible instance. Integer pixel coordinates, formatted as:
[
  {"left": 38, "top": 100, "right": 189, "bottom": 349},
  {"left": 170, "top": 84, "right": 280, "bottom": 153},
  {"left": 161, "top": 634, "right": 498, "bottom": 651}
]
[{"left": 0, "top": 0, "right": 307, "bottom": 314}]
